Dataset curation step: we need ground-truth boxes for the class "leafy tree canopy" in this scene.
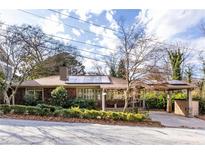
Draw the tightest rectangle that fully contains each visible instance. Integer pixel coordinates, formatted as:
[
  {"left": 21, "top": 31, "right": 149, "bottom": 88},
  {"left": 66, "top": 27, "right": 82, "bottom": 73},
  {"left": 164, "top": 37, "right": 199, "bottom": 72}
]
[{"left": 29, "top": 52, "right": 85, "bottom": 79}]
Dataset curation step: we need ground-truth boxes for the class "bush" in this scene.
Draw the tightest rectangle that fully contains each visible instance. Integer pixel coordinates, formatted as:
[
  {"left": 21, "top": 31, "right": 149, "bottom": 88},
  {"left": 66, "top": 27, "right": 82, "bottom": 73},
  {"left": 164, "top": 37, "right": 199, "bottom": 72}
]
[
  {"left": 144, "top": 92, "right": 166, "bottom": 110},
  {"left": 145, "top": 98, "right": 166, "bottom": 109},
  {"left": 0, "top": 105, "right": 146, "bottom": 122},
  {"left": 26, "top": 106, "right": 41, "bottom": 115},
  {"left": 23, "top": 93, "right": 43, "bottom": 106},
  {"left": 36, "top": 104, "right": 62, "bottom": 112},
  {"left": 0, "top": 104, "right": 12, "bottom": 114},
  {"left": 65, "top": 107, "right": 83, "bottom": 118},
  {"left": 81, "top": 109, "right": 102, "bottom": 119},
  {"left": 144, "top": 92, "right": 187, "bottom": 110},
  {"left": 51, "top": 86, "right": 68, "bottom": 106},
  {"left": 10, "top": 105, "right": 27, "bottom": 114},
  {"left": 53, "top": 109, "right": 65, "bottom": 117},
  {"left": 70, "top": 98, "right": 96, "bottom": 109},
  {"left": 199, "top": 99, "right": 205, "bottom": 114},
  {"left": 36, "top": 104, "right": 63, "bottom": 116}
]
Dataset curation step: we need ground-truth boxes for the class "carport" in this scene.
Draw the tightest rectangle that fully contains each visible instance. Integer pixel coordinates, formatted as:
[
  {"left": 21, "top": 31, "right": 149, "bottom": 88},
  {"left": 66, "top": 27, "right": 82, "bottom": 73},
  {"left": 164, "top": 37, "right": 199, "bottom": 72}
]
[{"left": 141, "top": 80, "right": 196, "bottom": 117}]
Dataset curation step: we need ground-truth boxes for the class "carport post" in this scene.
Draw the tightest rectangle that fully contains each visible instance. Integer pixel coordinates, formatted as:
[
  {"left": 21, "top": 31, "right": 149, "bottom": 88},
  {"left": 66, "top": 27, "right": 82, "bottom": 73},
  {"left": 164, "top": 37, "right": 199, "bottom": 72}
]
[
  {"left": 187, "top": 89, "right": 193, "bottom": 117},
  {"left": 143, "top": 89, "right": 146, "bottom": 109},
  {"left": 167, "top": 91, "right": 172, "bottom": 113},
  {"left": 102, "top": 89, "right": 106, "bottom": 111}
]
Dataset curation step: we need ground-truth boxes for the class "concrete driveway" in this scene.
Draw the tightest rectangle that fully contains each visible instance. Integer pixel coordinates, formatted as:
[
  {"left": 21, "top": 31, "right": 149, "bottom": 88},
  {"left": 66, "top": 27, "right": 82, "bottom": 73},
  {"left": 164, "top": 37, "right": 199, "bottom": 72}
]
[
  {"left": 0, "top": 118, "right": 205, "bottom": 144},
  {"left": 149, "top": 111, "right": 205, "bottom": 129}
]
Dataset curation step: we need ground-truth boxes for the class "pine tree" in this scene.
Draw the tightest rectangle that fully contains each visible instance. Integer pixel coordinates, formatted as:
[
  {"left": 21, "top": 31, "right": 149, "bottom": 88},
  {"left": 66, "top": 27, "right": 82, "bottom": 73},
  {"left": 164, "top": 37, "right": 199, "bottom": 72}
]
[{"left": 117, "top": 59, "right": 126, "bottom": 79}]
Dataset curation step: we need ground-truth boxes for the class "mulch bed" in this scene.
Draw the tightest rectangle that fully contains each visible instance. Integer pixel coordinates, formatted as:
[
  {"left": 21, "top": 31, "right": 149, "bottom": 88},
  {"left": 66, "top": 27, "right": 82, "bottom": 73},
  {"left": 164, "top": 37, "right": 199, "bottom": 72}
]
[
  {"left": 196, "top": 115, "right": 205, "bottom": 121},
  {"left": 0, "top": 114, "right": 163, "bottom": 127}
]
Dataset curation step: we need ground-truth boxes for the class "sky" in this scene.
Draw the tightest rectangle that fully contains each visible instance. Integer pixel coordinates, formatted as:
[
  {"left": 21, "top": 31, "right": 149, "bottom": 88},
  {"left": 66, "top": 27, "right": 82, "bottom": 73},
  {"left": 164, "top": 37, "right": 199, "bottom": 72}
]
[{"left": 0, "top": 9, "right": 205, "bottom": 77}]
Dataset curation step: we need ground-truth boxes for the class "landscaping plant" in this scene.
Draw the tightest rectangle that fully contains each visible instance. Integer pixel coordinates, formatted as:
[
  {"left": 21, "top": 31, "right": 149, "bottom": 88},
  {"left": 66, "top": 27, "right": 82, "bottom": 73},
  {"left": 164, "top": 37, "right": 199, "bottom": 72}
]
[
  {"left": 0, "top": 105, "right": 146, "bottom": 122},
  {"left": 51, "top": 86, "right": 68, "bottom": 106}
]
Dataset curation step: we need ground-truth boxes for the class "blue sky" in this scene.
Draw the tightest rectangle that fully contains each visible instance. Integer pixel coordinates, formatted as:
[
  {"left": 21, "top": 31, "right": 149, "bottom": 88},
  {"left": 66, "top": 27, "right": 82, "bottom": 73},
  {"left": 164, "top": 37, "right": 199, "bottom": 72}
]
[{"left": 0, "top": 9, "right": 205, "bottom": 77}]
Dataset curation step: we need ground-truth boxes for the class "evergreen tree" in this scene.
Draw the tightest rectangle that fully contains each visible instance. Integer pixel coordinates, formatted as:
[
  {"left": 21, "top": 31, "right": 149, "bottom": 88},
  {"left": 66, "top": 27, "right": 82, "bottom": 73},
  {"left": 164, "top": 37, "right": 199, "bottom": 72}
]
[
  {"left": 29, "top": 52, "right": 85, "bottom": 79},
  {"left": 109, "top": 65, "right": 117, "bottom": 77},
  {"left": 117, "top": 59, "right": 126, "bottom": 79}
]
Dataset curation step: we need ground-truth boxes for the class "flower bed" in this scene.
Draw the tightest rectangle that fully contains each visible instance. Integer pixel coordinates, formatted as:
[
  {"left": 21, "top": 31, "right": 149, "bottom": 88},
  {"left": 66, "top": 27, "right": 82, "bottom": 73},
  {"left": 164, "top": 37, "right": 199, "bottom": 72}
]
[{"left": 0, "top": 104, "right": 147, "bottom": 122}]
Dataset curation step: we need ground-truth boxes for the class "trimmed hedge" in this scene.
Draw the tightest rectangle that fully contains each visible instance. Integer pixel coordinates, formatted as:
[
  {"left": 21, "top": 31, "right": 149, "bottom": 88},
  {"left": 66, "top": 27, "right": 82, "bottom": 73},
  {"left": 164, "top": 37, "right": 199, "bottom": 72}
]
[
  {"left": 0, "top": 105, "right": 146, "bottom": 122},
  {"left": 68, "top": 98, "right": 96, "bottom": 109}
]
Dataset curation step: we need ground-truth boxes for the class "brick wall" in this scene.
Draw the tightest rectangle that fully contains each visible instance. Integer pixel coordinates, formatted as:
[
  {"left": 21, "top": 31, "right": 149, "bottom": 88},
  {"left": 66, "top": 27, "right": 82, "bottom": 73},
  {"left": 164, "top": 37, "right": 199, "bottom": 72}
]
[
  {"left": 44, "top": 87, "right": 76, "bottom": 102},
  {"left": 15, "top": 88, "right": 25, "bottom": 104}
]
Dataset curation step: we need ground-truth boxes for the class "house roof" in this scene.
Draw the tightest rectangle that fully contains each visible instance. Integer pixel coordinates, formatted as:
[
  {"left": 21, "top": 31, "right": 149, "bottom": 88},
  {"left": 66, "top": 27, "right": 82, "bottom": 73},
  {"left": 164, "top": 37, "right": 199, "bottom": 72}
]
[
  {"left": 100, "top": 77, "right": 128, "bottom": 89},
  {"left": 19, "top": 75, "right": 128, "bottom": 89}
]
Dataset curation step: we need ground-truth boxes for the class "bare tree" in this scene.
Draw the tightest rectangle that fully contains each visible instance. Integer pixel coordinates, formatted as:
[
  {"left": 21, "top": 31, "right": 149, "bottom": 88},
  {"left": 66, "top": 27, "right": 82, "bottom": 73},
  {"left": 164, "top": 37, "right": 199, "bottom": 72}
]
[
  {"left": 184, "top": 64, "right": 194, "bottom": 83},
  {"left": 89, "top": 61, "right": 107, "bottom": 75},
  {"left": 116, "top": 20, "right": 158, "bottom": 111},
  {"left": 0, "top": 24, "right": 58, "bottom": 105},
  {"left": 103, "top": 53, "right": 119, "bottom": 77}
]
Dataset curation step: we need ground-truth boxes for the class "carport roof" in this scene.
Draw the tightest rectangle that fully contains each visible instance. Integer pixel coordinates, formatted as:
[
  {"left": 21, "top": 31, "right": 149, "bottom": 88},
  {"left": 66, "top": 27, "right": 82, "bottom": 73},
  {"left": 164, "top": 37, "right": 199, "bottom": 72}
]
[{"left": 141, "top": 80, "right": 196, "bottom": 91}]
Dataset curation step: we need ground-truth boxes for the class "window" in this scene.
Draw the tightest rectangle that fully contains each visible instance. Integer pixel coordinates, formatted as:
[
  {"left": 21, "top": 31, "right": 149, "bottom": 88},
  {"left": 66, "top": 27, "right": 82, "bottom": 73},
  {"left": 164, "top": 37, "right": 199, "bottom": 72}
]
[
  {"left": 107, "top": 90, "right": 124, "bottom": 100},
  {"left": 77, "top": 88, "right": 101, "bottom": 100},
  {"left": 26, "top": 89, "right": 43, "bottom": 100}
]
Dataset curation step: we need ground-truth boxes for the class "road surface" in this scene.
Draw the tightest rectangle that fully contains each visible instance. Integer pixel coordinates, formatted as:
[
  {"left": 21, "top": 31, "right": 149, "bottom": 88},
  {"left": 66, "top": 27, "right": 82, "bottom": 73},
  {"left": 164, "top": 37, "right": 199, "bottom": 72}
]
[{"left": 0, "top": 118, "right": 205, "bottom": 144}]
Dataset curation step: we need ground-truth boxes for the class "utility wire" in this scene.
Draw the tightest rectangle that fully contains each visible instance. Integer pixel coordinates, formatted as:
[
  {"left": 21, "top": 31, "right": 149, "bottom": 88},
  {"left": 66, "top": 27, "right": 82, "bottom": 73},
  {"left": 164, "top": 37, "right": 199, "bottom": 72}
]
[
  {"left": 48, "top": 9, "right": 119, "bottom": 33},
  {"left": 0, "top": 28, "right": 111, "bottom": 59},
  {"left": 10, "top": 10, "right": 205, "bottom": 53},
  {"left": 1, "top": 21, "right": 204, "bottom": 57},
  {"left": 18, "top": 9, "right": 116, "bottom": 40},
  {"left": 0, "top": 22, "right": 116, "bottom": 52},
  {"left": 0, "top": 31, "right": 110, "bottom": 64}
]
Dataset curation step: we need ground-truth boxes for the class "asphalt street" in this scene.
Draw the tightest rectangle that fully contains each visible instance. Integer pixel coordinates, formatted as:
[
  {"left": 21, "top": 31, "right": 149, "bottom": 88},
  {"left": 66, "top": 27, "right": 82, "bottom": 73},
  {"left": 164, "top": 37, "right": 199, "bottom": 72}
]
[{"left": 0, "top": 118, "right": 205, "bottom": 144}]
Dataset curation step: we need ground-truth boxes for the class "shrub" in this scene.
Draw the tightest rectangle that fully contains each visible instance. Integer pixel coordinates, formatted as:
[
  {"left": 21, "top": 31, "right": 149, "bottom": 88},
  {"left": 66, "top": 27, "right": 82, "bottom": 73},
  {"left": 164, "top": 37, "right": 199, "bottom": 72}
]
[
  {"left": 26, "top": 106, "right": 41, "bottom": 115},
  {"left": 70, "top": 98, "right": 96, "bottom": 109},
  {"left": 23, "top": 93, "right": 43, "bottom": 106},
  {"left": 66, "top": 107, "right": 83, "bottom": 118},
  {"left": 0, "top": 104, "right": 12, "bottom": 114},
  {"left": 36, "top": 104, "right": 62, "bottom": 112},
  {"left": 0, "top": 105, "right": 146, "bottom": 122},
  {"left": 36, "top": 104, "right": 63, "bottom": 116},
  {"left": 81, "top": 109, "right": 102, "bottom": 119},
  {"left": 144, "top": 91, "right": 187, "bottom": 110},
  {"left": 10, "top": 105, "right": 27, "bottom": 114},
  {"left": 51, "top": 86, "right": 68, "bottom": 106},
  {"left": 199, "top": 99, "right": 205, "bottom": 114},
  {"left": 144, "top": 92, "right": 166, "bottom": 110},
  {"left": 53, "top": 109, "right": 66, "bottom": 117}
]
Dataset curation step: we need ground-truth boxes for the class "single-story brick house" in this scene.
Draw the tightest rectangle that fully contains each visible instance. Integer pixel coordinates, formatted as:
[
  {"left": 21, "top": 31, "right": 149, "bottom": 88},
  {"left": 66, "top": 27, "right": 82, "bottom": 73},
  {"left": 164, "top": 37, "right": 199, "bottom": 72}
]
[{"left": 14, "top": 67, "right": 129, "bottom": 110}]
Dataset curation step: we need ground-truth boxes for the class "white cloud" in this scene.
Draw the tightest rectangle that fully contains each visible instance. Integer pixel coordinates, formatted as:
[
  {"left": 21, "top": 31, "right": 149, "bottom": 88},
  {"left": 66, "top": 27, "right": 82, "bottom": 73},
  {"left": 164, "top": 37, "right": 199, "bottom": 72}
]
[
  {"left": 105, "top": 10, "right": 118, "bottom": 30},
  {"left": 60, "top": 9, "right": 72, "bottom": 19},
  {"left": 72, "top": 28, "right": 81, "bottom": 37},
  {"left": 54, "top": 33, "right": 71, "bottom": 44},
  {"left": 88, "top": 10, "right": 120, "bottom": 56},
  {"left": 40, "top": 13, "right": 64, "bottom": 35},
  {"left": 71, "top": 9, "right": 103, "bottom": 21},
  {"left": 138, "top": 10, "right": 205, "bottom": 41}
]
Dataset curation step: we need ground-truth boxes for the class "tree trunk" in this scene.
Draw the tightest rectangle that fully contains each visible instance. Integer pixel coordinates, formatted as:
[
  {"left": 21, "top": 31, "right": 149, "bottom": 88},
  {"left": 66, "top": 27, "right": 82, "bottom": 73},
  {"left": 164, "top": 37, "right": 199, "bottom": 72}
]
[
  {"left": 123, "top": 89, "right": 129, "bottom": 112},
  {"left": 3, "top": 91, "right": 10, "bottom": 105}
]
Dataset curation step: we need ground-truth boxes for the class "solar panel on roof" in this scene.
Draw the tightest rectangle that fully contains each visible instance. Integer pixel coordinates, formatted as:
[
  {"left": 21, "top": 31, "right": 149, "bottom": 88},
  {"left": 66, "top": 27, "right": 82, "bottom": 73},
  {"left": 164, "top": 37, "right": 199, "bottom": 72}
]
[
  {"left": 167, "top": 80, "right": 188, "bottom": 85},
  {"left": 66, "top": 76, "right": 111, "bottom": 84}
]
